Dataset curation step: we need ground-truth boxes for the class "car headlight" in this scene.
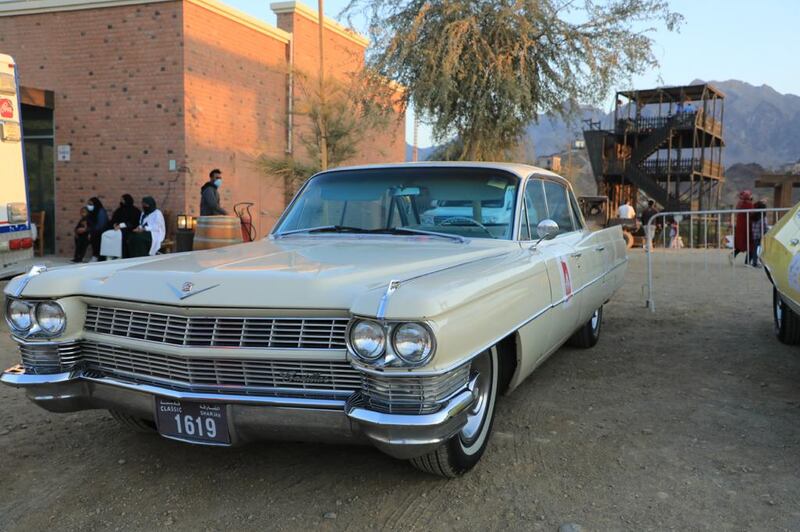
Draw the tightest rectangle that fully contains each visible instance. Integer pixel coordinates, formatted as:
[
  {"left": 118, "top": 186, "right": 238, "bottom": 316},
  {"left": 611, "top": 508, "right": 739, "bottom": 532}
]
[
  {"left": 349, "top": 320, "right": 386, "bottom": 360},
  {"left": 392, "top": 322, "right": 434, "bottom": 365},
  {"left": 35, "top": 301, "right": 66, "bottom": 335},
  {"left": 6, "top": 299, "right": 34, "bottom": 332}
]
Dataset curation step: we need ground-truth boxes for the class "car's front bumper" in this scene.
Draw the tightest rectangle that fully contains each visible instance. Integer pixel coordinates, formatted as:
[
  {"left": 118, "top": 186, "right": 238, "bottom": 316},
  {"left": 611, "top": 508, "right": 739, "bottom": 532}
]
[{"left": 1, "top": 365, "right": 477, "bottom": 459}]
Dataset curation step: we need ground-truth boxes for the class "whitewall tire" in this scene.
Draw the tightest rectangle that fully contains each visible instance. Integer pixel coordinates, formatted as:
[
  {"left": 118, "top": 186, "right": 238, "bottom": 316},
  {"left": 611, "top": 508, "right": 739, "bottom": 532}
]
[{"left": 410, "top": 347, "right": 499, "bottom": 477}]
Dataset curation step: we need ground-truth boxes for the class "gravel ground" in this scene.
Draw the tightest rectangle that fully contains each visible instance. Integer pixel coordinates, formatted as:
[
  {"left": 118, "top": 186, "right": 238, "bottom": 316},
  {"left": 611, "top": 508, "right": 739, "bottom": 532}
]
[{"left": 1, "top": 251, "right": 799, "bottom": 531}]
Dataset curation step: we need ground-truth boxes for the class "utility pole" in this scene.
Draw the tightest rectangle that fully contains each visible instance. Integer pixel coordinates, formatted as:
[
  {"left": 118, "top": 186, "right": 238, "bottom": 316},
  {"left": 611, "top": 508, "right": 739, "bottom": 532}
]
[
  {"left": 318, "top": 0, "right": 328, "bottom": 170},
  {"left": 412, "top": 106, "right": 419, "bottom": 162}
]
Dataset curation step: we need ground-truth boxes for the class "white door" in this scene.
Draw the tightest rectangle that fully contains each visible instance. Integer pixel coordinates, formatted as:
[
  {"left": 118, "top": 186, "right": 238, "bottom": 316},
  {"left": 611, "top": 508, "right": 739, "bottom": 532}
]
[{"left": 517, "top": 179, "right": 582, "bottom": 368}]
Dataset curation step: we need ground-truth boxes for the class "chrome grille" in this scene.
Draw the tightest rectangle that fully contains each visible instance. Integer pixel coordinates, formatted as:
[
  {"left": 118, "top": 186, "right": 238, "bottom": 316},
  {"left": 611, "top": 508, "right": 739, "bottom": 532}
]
[
  {"left": 79, "top": 342, "right": 360, "bottom": 398},
  {"left": 84, "top": 305, "right": 348, "bottom": 350},
  {"left": 360, "top": 363, "right": 471, "bottom": 415},
  {"left": 18, "top": 341, "right": 82, "bottom": 374}
]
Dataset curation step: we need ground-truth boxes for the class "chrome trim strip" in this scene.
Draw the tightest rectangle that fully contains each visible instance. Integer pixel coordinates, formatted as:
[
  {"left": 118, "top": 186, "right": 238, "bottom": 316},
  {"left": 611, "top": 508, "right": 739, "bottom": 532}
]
[
  {"left": 351, "top": 257, "right": 629, "bottom": 378},
  {"left": 1, "top": 365, "right": 77, "bottom": 385},
  {"left": 346, "top": 388, "right": 475, "bottom": 428},
  {"left": 370, "top": 251, "right": 514, "bottom": 320},
  {"left": 1, "top": 367, "right": 348, "bottom": 409}
]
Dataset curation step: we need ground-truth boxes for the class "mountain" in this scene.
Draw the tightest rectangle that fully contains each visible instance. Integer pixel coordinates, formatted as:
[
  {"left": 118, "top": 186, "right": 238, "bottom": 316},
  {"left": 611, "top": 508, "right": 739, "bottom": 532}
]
[
  {"left": 524, "top": 106, "right": 607, "bottom": 158},
  {"left": 404, "top": 144, "right": 438, "bottom": 162},
  {"left": 695, "top": 80, "right": 800, "bottom": 167},
  {"left": 523, "top": 80, "right": 800, "bottom": 169},
  {"left": 404, "top": 80, "right": 799, "bottom": 204}
]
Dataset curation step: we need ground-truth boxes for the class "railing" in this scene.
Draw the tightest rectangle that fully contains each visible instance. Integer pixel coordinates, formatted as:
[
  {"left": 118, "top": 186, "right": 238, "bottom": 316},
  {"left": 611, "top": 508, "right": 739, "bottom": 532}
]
[
  {"left": 614, "top": 110, "right": 721, "bottom": 137},
  {"left": 639, "top": 158, "right": 723, "bottom": 178},
  {"left": 696, "top": 109, "right": 723, "bottom": 137},
  {"left": 615, "top": 112, "right": 695, "bottom": 134},
  {"left": 644, "top": 208, "right": 791, "bottom": 312}
]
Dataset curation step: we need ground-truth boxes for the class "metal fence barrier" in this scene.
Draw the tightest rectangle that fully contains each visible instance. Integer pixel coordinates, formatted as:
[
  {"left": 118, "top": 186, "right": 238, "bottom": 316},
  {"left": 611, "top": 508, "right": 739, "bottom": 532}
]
[{"left": 644, "top": 207, "right": 790, "bottom": 312}]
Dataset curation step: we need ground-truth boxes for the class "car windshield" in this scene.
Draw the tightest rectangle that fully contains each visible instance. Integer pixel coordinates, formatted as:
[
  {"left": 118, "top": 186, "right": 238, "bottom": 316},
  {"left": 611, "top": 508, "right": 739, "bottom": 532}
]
[{"left": 274, "top": 167, "right": 519, "bottom": 240}]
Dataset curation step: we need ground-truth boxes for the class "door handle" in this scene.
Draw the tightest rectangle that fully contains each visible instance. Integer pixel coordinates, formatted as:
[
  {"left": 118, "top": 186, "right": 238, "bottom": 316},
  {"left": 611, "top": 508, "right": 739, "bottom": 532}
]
[
  {"left": 791, "top": 239, "right": 799, "bottom": 246},
  {"left": 571, "top": 252, "right": 582, "bottom": 258},
  {"left": 596, "top": 246, "right": 606, "bottom": 252}
]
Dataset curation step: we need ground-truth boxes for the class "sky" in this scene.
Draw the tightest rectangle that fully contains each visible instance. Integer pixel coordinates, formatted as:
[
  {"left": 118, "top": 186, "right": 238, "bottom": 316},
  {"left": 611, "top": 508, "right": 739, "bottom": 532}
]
[{"left": 224, "top": 0, "right": 800, "bottom": 148}]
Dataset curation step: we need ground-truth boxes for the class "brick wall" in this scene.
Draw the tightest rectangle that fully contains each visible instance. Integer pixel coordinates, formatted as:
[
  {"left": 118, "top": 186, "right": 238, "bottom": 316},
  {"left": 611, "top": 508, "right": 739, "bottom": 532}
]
[
  {"left": 0, "top": 0, "right": 405, "bottom": 255},
  {"left": 276, "top": 9, "right": 405, "bottom": 169},
  {"left": 182, "top": 1, "right": 289, "bottom": 236},
  {"left": 0, "top": 2, "right": 186, "bottom": 255}
]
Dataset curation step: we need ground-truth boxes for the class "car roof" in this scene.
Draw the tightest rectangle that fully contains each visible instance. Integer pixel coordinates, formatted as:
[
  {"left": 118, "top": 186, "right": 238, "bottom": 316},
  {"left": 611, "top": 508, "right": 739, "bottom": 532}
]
[{"left": 319, "top": 161, "right": 569, "bottom": 185}]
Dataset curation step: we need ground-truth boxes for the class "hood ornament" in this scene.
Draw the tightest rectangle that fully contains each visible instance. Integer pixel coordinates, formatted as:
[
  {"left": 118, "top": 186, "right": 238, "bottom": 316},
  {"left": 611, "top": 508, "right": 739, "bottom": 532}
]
[
  {"left": 168, "top": 281, "right": 220, "bottom": 300},
  {"left": 12, "top": 264, "right": 48, "bottom": 297},
  {"left": 376, "top": 279, "right": 401, "bottom": 319}
]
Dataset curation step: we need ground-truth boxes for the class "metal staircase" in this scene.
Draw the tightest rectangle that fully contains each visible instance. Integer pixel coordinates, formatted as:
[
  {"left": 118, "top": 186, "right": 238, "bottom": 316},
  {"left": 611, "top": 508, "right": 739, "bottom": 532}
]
[{"left": 582, "top": 84, "right": 725, "bottom": 211}]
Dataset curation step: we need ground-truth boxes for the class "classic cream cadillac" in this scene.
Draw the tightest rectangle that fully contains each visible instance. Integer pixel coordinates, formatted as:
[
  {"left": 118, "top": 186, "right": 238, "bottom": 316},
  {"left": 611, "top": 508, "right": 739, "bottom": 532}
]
[{"left": 2, "top": 163, "right": 627, "bottom": 477}]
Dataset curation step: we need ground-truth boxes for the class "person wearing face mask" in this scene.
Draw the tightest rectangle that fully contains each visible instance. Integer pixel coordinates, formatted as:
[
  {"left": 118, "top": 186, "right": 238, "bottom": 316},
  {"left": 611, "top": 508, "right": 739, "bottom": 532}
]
[
  {"left": 101, "top": 193, "right": 142, "bottom": 259},
  {"left": 86, "top": 197, "right": 110, "bottom": 262},
  {"left": 200, "top": 168, "right": 228, "bottom": 215},
  {"left": 128, "top": 196, "right": 166, "bottom": 257}
]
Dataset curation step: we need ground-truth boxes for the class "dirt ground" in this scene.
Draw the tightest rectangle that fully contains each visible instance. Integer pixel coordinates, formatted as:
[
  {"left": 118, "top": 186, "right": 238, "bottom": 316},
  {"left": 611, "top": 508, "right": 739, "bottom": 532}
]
[{"left": 1, "top": 251, "right": 799, "bottom": 531}]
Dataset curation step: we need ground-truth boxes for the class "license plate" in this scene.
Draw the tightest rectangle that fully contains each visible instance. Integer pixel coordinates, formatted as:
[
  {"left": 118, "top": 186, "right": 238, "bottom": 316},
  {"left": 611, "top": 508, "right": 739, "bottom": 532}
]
[{"left": 155, "top": 398, "right": 230, "bottom": 445}]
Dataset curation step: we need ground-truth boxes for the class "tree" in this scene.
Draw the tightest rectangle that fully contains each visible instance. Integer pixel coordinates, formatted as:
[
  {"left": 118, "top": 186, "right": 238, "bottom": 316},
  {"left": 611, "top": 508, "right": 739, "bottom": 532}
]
[
  {"left": 344, "top": 0, "right": 682, "bottom": 161},
  {"left": 256, "top": 70, "right": 397, "bottom": 204}
]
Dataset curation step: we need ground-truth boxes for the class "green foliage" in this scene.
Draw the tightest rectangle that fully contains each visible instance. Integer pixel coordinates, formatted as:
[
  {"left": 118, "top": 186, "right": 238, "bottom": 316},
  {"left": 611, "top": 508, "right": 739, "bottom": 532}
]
[
  {"left": 254, "top": 155, "right": 319, "bottom": 205},
  {"left": 256, "top": 71, "right": 397, "bottom": 201},
  {"left": 344, "top": 0, "right": 682, "bottom": 161},
  {"left": 296, "top": 71, "right": 397, "bottom": 168}
]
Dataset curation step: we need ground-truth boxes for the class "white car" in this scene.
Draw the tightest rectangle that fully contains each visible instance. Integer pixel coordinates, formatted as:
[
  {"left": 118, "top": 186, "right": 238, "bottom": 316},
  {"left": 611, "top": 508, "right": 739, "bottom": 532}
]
[
  {"left": 3, "top": 163, "right": 627, "bottom": 477},
  {"left": 421, "top": 186, "right": 516, "bottom": 228}
]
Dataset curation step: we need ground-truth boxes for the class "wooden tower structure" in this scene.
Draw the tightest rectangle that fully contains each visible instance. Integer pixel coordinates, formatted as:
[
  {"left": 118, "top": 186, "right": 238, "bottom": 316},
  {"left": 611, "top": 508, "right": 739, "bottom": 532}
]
[{"left": 583, "top": 84, "right": 725, "bottom": 211}]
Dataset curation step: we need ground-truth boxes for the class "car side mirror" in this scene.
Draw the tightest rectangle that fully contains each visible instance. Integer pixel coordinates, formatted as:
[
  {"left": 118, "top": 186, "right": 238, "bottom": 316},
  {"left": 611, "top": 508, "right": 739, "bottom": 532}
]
[{"left": 536, "top": 219, "right": 559, "bottom": 240}]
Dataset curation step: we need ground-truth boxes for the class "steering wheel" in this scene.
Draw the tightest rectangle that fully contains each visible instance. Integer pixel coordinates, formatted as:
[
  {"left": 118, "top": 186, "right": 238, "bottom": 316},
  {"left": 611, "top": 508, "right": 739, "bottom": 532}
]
[{"left": 440, "top": 216, "right": 494, "bottom": 237}]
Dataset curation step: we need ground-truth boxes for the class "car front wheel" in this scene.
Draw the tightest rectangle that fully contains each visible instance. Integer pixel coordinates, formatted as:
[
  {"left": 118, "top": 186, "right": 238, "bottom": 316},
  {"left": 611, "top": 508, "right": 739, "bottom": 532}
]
[
  {"left": 410, "top": 347, "right": 499, "bottom": 478},
  {"left": 774, "top": 288, "right": 800, "bottom": 345}
]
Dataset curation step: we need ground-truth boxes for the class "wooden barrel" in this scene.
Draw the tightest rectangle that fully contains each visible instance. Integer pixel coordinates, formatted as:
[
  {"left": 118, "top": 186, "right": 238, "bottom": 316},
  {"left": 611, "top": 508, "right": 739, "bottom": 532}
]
[{"left": 193, "top": 216, "right": 243, "bottom": 250}]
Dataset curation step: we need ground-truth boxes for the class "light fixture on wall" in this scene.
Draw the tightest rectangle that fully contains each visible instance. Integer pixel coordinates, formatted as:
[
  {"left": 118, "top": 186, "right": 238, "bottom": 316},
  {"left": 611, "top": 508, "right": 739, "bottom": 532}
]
[{"left": 175, "top": 214, "right": 195, "bottom": 253}]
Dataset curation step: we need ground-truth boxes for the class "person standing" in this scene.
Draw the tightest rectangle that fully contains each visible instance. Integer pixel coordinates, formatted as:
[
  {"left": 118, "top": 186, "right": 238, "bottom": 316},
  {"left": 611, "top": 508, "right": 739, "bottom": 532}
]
[
  {"left": 732, "top": 190, "right": 755, "bottom": 265},
  {"left": 86, "top": 197, "right": 109, "bottom": 261},
  {"left": 617, "top": 199, "right": 636, "bottom": 219},
  {"left": 200, "top": 169, "right": 227, "bottom": 215},
  {"left": 641, "top": 200, "right": 659, "bottom": 249},
  {"left": 128, "top": 197, "right": 166, "bottom": 257},
  {"left": 668, "top": 219, "right": 684, "bottom": 249},
  {"left": 72, "top": 207, "right": 90, "bottom": 263}
]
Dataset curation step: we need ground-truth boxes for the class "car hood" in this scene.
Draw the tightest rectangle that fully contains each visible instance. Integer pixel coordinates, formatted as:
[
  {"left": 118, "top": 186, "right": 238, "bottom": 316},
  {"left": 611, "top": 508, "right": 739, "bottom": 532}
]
[{"left": 8, "top": 236, "right": 517, "bottom": 313}]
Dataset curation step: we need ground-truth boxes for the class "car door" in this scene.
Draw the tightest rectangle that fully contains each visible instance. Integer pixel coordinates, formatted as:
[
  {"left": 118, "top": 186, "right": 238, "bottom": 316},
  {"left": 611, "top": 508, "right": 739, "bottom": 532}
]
[
  {"left": 516, "top": 178, "right": 580, "bottom": 378},
  {"left": 540, "top": 179, "right": 589, "bottom": 332},
  {"left": 565, "top": 186, "right": 610, "bottom": 316}
]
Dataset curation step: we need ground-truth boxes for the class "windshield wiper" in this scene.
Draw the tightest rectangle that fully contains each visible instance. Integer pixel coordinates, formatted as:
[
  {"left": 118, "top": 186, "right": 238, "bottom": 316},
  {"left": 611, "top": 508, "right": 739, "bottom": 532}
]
[
  {"left": 274, "top": 225, "right": 369, "bottom": 238},
  {"left": 275, "top": 225, "right": 465, "bottom": 243},
  {"left": 377, "top": 227, "right": 466, "bottom": 243}
]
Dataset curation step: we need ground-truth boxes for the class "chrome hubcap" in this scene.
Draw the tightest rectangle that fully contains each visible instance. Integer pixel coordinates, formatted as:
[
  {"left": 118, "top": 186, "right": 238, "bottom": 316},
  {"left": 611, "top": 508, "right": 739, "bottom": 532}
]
[
  {"left": 461, "top": 351, "right": 491, "bottom": 445},
  {"left": 591, "top": 309, "right": 600, "bottom": 331},
  {"left": 776, "top": 298, "right": 783, "bottom": 327}
]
